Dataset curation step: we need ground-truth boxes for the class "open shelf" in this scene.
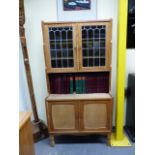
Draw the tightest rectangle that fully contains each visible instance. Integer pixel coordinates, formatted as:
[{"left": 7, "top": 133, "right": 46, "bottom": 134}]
[{"left": 48, "top": 72, "right": 110, "bottom": 94}]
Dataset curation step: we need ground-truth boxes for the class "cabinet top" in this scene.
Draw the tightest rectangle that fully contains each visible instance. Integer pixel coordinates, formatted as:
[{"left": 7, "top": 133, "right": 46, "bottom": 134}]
[
  {"left": 42, "top": 19, "right": 112, "bottom": 25},
  {"left": 46, "top": 93, "right": 112, "bottom": 101}
]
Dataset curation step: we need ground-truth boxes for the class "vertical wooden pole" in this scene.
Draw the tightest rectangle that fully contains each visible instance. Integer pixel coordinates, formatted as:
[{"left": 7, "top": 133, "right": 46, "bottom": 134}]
[
  {"left": 19, "top": 0, "right": 39, "bottom": 122},
  {"left": 19, "top": 0, "right": 48, "bottom": 142},
  {"left": 110, "top": 0, "right": 131, "bottom": 146}
]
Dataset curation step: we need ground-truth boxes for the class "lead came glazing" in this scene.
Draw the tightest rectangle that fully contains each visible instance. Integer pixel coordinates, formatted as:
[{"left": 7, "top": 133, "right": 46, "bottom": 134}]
[
  {"left": 49, "top": 27, "right": 74, "bottom": 68},
  {"left": 82, "top": 25, "right": 106, "bottom": 67}
]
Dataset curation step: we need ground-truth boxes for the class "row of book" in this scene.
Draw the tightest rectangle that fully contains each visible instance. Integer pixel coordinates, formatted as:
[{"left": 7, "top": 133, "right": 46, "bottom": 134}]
[
  {"left": 85, "top": 74, "right": 109, "bottom": 93},
  {"left": 50, "top": 75, "right": 70, "bottom": 94},
  {"left": 50, "top": 74, "right": 109, "bottom": 94}
]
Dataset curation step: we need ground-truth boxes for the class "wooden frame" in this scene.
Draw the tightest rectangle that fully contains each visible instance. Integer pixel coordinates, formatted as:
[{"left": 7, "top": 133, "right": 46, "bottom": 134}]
[
  {"left": 78, "top": 21, "right": 112, "bottom": 72},
  {"left": 42, "top": 22, "right": 78, "bottom": 73}
]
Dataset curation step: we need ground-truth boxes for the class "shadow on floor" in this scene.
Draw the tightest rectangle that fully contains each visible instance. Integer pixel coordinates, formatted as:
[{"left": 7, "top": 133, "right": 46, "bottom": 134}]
[{"left": 53, "top": 135, "right": 107, "bottom": 144}]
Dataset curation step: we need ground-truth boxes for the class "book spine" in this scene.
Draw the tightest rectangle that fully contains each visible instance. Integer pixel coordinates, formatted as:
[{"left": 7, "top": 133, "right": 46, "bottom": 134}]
[
  {"left": 70, "top": 76, "right": 73, "bottom": 94},
  {"left": 67, "top": 75, "right": 70, "bottom": 94},
  {"left": 79, "top": 76, "right": 82, "bottom": 94},
  {"left": 75, "top": 76, "right": 79, "bottom": 94},
  {"left": 57, "top": 76, "right": 61, "bottom": 94},
  {"left": 83, "top": 76, "right": 86, "bottom": 93}
]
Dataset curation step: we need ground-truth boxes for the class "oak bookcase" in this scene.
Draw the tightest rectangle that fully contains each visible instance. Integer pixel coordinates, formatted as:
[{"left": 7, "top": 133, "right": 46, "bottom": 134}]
[{"left": 42, "top": 20, "right": 113, "bottom": 146}]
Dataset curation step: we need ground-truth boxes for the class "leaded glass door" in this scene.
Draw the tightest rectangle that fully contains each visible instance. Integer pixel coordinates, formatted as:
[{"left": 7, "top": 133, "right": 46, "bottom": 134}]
[
  {"left": 78, "top": 22, "right": 112, "bottom": 71},
  {"left": 43, "top": 23, "right": 77, "bottom": 72}
]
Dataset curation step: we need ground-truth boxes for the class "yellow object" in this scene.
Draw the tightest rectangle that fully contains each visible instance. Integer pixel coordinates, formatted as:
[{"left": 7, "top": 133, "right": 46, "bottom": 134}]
[
  {"left": 110, "top": 133, "right": 131, "bottom": 147},
  {"left": 109, "top": 0, "right": 131, "bottom": 146}
]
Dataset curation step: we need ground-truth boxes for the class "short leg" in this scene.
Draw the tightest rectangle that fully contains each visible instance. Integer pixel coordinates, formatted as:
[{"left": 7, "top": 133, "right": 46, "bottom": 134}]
[
  {"left": 50, "top": 135, "right": 55, "bottom": 147},
  {"left": 107, "top": 133, "right": 111, "bottom": 146}
]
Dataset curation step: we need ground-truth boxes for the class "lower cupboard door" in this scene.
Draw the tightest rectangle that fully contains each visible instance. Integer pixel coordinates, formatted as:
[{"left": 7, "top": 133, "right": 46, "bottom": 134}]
[
  {"left": 48, "top": 101, "right": 79, "bottom": 131},
  {"left": 81, "top": 100, "right": 112, "bottom": 131}
]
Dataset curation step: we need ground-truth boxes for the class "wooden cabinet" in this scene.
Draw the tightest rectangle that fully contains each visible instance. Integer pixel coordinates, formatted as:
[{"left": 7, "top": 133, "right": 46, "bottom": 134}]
[
  {"left": 42, "top": 20, "right": 113, "bottom": 146},
  {"left": 46, "top": 94, "right": 113, "bottom": 141},
  {"left": 42, "top": 20, "right": 112, "bottom": 73}
]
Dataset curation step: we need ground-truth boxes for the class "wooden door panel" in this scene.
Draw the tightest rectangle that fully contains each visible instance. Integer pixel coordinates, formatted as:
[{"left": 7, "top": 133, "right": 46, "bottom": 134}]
[
  {"left": 52, "top": 104, "right": 75, "bottom": 129},
  {"left": 42, "top": 22, "right": 78, "bottom": 72},
  {"left": 47, "top": 101, "right": 79, "bottom": 131},
  {"left": 80, "top": 100, "right": 112, "bottom": 131},
  {"left": 84, "top": 103, "right": 107, "bottom": 129},
  {"left": 78, "top": 21, "right": 112, "bottom": 71}
]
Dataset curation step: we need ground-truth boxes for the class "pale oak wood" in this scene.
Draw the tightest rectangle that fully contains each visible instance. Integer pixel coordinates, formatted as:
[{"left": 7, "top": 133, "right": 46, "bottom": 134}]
[
  {"left": 46, "top": 93, "right": 112, "bottom": 101},
  {"left": 42, "top": 20, "right": 112, "bottom": 73},
  {"left": 42, "top": 20, "right": 113, "bottom": 145},
  {"left": 19, "top": 112, "right": 35, "bottom": 155}
]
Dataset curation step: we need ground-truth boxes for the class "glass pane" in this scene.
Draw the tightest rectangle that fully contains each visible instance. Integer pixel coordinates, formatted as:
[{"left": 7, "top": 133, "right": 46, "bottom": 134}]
[
  {"left": 94, "top": 49, "right": 99, "bottom": 57},
  {"left": 62, "top": 41, "right": 67, "bottom": 49},
  {"left": 63, "top": 59, "right": 67, "bottom": 68},
  {"left": 100, "top": 58, "right": 105, "bottom": 66},
  {"left": 82, "top": 25, "right": 106, "bottom": 67},
  {"left": 51, "top": 50, "right": 56, "bottom": 58},
  {"left": 89, "top": 49, "right": 93, "bottom": 57},
  {"left": 50, "top": 42, "right": 55, "bottom": 49},
  {"left": 69, "top": 59, "right": 73, "bottom": 67},
  {"left": 51, "top": 60, "right": 56, "bottom": 68},
  {"left": 62, "top": 50, "right": 67, "bottom": 57},
  {"left": 57, "top": 60, "right": 61, "bottom": 68},
  {"left": 100, "top": 49, "right": 105, "bottom": 57},
  {"left": 68, "top": 42, "right": 73, "bottom": 49},
  {"left": 94, "top": 58, "right": 99, "bottom": 66},
  {"left": 48, "top": 26, "right": 74, "bottom": 68},
  {"left": 68, "top": 50, "right": 73, "bottom": 57},
  {"left": 56, "top": 42, "right": 61, "bottom": 49},
  {"left": 100, "top": 40, "right": 105, "bottom": 48},
  {"left": 57, "top": 51, "right": 61, "bottom": 58},
  {"left": 83, "top": 58, "right": 88, "bottom": 67},
  {"left": 89, "top": 58, "right": 93, "bottom": 67},
  {"left": 82, "top": 49, "right": 87, "bottom": 57},
  {"left": 100, "top": 28, "right": 106, "bottom": 38},
  {"left": 68, "top": 30, "right": 72, "bottom": 39}
]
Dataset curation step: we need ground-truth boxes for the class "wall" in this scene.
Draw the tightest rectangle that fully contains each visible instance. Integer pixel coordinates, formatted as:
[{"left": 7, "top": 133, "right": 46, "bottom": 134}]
[
  {"left": 23, "top": 0, "right": 134, "bottom": 126},
  {"left": 24, "top": 0, "right": 57, "bottom": 122},
  {"left": 97, "top": 0, "right": 118, "bottom": 125},
  {"left": 19, "top": 40, "right": 32, "bottom": 113}
]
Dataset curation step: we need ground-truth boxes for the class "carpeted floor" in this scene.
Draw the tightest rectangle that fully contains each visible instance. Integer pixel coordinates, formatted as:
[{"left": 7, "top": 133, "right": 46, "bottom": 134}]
[{"left": 35, "top": 135, "right": 135, "bottom": 155}]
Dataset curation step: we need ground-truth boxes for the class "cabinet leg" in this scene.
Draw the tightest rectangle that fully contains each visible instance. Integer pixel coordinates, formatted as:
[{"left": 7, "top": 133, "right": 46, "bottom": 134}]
[
  {"left": 50, "top": 135, "right": 55, "bottom": 147},
  {"left": 107, "top": 133, "right": 111, "bottom": 146}
]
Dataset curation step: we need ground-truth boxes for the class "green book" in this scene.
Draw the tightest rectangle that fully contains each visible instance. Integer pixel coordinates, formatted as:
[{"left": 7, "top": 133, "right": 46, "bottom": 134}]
[
  {"left": 75, "top": 77, "right": 79, "bottom": 94},
  {"left": 70, "top": 76, "right": 73, "bottom": 94}
]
